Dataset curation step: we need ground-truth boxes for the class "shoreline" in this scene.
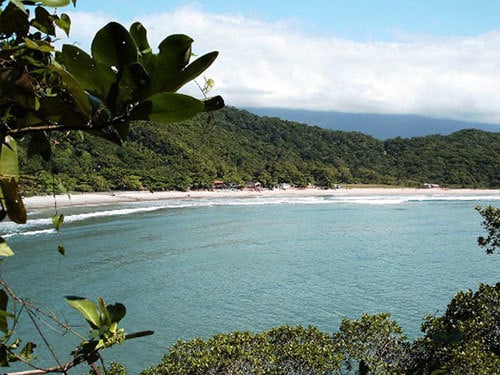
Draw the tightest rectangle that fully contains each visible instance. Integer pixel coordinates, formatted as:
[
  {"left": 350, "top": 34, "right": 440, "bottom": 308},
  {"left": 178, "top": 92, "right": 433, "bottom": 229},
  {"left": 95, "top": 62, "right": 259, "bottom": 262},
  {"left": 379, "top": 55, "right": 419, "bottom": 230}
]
[{"left": 23, "top": 187, "right": 500, "bottom": 210}]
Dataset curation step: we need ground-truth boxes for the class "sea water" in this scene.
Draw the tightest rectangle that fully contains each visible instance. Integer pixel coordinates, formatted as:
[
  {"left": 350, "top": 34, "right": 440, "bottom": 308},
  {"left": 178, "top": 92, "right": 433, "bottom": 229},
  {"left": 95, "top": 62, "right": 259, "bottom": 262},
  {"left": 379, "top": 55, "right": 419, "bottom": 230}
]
[{"left": 1, "top": 193, "right": 500, "bottom": 373}]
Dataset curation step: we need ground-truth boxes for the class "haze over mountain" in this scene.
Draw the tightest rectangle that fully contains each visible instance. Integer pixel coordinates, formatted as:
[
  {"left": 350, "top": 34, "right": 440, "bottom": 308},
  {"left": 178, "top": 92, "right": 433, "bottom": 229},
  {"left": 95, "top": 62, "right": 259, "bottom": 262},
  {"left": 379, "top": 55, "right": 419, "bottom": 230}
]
[{"left": 245, "top": 107, "right": 500, "bottom": 140}]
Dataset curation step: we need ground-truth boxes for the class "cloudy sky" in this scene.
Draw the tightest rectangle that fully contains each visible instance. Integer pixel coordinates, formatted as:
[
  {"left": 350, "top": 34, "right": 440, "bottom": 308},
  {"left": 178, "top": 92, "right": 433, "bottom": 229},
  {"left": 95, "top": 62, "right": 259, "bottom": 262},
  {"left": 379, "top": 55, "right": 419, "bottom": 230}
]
[{"left": 62, "top": 0, "right": 500, "bottom": 124}]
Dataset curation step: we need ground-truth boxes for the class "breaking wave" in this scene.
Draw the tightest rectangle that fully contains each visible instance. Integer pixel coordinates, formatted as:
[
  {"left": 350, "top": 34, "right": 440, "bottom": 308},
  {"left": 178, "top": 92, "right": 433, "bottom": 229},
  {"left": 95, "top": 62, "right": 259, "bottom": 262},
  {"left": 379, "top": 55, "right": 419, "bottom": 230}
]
[{"left": 3, "top": 193, "right": 498, "bottom": 238}]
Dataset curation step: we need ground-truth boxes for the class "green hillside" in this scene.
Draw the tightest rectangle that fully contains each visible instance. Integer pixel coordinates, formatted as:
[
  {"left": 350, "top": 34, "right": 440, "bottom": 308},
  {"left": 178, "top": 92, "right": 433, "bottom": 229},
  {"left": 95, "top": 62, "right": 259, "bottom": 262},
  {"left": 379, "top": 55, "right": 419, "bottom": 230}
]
[{"left": 19, "top": 107, "right": 500, "bottom": 194}]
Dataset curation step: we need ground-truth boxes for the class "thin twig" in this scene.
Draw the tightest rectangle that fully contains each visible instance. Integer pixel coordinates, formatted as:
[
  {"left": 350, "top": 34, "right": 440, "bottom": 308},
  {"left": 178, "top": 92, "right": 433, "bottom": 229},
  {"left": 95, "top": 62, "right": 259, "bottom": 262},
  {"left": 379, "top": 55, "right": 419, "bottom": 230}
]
[
  {"left": 1, "top": 355, "right": 84, "bottom": 375},
  {"left": 25, "top": 307, "right": 64, "bottom": 370},
  {"left": 0, "top": 278, "right": 92, "bottom": 374},
  {"left": 0, "top": 278, "right": 85, "bottom": 340},
  {"left": 5, "top": 104, "right": 137, "bottom": 138}
]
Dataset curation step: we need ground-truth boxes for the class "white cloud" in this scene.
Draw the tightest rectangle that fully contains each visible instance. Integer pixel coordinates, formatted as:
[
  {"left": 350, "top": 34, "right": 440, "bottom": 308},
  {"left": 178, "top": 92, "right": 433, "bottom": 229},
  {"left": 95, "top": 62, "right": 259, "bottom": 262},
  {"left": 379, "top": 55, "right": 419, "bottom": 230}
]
[
  {"left": 64, "top": 5, "right": 500, "bottom": 124},
  {"left": 58, "top": 11, "right": 114, "bottom": 50}
]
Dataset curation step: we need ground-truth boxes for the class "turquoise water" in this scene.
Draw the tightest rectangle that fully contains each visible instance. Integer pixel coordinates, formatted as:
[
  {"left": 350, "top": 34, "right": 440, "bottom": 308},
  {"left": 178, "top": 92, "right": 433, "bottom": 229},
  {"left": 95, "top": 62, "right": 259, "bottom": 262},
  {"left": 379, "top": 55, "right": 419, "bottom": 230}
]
[{"left": 2, "top": 193, "right": 500, "bottom": 373}]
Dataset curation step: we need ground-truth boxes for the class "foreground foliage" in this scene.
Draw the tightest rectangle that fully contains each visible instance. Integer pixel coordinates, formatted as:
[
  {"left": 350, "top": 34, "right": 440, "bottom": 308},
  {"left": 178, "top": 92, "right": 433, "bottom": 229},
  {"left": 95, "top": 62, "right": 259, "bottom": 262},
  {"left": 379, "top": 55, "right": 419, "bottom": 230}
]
[
  {"left": 19, "top": 108, "right": 500, "bottom": 194},
  {"left": 142, "top": 326, "right": 341, "bottom": 375},
  {"left": 1, "top": 0, "right": 222, "bottom": 233},
  {"left": 412, "top": 283, "right": 500, "bottom": 374},
  {"left": 142, "top": 283, "right": 500, "bottom": 375},
  {"left": 476, "top": 205, "right": 500, "bottom": 254},
  {"left": 0, "top": 0, "right": 223, "bottom": 372},
  {"left": 334, "top": 313, "right": 410, "bottom": 374}
]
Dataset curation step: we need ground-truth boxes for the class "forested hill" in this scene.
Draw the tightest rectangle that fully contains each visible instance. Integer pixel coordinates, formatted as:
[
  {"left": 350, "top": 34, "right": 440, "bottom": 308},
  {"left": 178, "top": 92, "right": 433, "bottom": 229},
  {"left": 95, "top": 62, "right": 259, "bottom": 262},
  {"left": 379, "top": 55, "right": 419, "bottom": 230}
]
[{"left": 19, "top": 107, "right": 499, "bottom": 194}]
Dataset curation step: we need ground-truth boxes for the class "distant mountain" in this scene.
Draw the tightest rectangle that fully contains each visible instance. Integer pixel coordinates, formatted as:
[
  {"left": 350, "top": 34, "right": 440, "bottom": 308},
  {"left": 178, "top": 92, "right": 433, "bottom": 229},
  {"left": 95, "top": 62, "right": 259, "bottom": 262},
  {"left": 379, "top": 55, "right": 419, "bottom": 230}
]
[{"left": 244, "top": 107, "right": 500, "bottom": 140}]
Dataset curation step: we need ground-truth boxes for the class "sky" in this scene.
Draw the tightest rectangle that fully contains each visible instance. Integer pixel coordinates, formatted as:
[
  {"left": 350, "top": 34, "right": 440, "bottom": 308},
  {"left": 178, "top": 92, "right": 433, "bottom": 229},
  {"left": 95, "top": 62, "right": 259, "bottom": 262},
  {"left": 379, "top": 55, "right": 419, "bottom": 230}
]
[{"left": 59, "top": 0, "right": 500, "bottom": 124}]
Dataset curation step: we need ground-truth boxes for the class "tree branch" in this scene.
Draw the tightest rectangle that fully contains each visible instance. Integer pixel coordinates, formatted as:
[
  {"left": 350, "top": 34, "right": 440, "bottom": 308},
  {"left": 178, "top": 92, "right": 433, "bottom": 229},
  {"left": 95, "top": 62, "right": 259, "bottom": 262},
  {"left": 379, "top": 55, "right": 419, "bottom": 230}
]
[
  {"left": 24, "top": 307, "right": 64, "bottom": 370},
  {"left": 5, "top": 114, "right": 131, "bottom": 138}
]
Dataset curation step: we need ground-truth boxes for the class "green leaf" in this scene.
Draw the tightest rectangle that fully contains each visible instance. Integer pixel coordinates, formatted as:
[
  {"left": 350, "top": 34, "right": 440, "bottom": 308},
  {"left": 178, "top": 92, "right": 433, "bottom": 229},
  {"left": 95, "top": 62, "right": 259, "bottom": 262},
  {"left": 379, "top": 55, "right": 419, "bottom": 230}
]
[
  {"left": 59, "top": 45, "right": 114, "bottom": 99},
  {"left": 129, "top": 22, "right": 152, "bottom": 54},
  {"left": 141, "top": 35, "right": 220, "bottom": 94},
  {"left": 53, "top": 67, "right": 92, "bottom": 117},
  {"left": 23, "top": 37, "right": 54, "bottom": 53},
  {"left": 19, "top": 342, "right": 36, "bottom": 361},
  {"left": 141, "top": 93, "right": 204, "bottom": 123},
  {"left": 65, "top": 296, "right": 102, "bottom": 329},
  {"left": 95, "top": 339, "right": 105, "bottom": 350},
  {"left": 203, "top": 95, "right": 225, "bottom": 112},
  {"left": 158, "top": 34, "right": 193, "bottom": 69},
  {"left": 75, "top": 130, "right": 85, "bottom": 142},
  {"left": 39, "top": 0, "right": 71, "bottom": 7},
  {"left": 54, "top": 13, "right": 71, "bottom": 36},
  {"left": 37, "top": 96, "right": 87, "bottom": 126},
  {"left": 0, "top": 238, "right": 14, "bottom": 258},
  {"left": 0, "top": 136, "right": 19, "bottom": 180},
  {"left": 125, "top": 330, "right": 154, "bottom": 340},
  {"left": 0, "top": 68, "right": 38, "bottom": 111},
  {"left": 58, "top": 244, "right": 65, "bottom": 256},
  {"left": 98, "top": 297, "right": 111, "bottom": 326},
  {"left": 117, "top": 62, "right": 151, "bottom": 103},
  {"left": 106, "top": 302, "right": 126, "bottom": 324},
  {"left": 0, "top": 289, "right": 9, "bottom": 333},
  {"left": 175, "top": 51, "right": 219, "bottom": 91},
  {"left": 91, "top": 22, "right": 138, "bottom": 68},
  {"left": 52, "top": 213, "right": 64, "bottom": 231},
  {"left": 145, "top": 34, "right": 193, "bottom": 93},
  {"left": 31, "top": 6, "right": 56, "bottom": 36},
  {"left": 0, "top": 178, "right": 26, "bottom": 224},
  {"left": 0, "top": 3, "right": 28, "bottom": 38},
  {"left": 9, "top": 0, "right": 26, "bottom": 13}
]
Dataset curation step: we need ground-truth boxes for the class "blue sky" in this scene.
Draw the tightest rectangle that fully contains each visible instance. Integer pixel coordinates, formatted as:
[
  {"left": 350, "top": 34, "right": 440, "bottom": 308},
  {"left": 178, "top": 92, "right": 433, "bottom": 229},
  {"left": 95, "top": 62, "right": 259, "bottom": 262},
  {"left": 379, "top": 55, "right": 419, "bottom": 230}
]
[
  {"left": 63, "top": 1, "right": 500, "bottom": 124},
  {"left": 75, "top": 0, "right": 500, "bottom": 40}
]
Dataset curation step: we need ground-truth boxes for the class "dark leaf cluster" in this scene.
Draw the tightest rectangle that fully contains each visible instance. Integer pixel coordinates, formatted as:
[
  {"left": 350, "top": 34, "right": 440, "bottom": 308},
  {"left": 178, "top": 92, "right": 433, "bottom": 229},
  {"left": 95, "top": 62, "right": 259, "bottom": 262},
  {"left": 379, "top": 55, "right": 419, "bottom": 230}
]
[
  {"left": 476, "top": 205, "right": 500, "bottom": 254},
  {"left": 1, "top": 0, "right": 224, "bottom": 246}
]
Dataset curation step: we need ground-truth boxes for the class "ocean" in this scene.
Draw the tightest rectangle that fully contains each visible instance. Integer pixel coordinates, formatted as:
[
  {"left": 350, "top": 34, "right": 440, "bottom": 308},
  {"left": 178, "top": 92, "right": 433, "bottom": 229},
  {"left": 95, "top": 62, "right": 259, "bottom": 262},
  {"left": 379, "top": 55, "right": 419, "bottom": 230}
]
[{"left": 2, "top": 193, "right": 499, "bottom": 373}]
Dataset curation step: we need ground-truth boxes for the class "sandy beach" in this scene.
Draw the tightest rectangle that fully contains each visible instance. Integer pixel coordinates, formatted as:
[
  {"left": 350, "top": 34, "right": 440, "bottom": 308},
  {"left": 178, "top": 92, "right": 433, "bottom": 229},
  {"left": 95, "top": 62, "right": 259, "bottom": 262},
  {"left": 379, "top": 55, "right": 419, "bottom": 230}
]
[{"left": 23, "top": 187, "right": 500, "bottom": 210}]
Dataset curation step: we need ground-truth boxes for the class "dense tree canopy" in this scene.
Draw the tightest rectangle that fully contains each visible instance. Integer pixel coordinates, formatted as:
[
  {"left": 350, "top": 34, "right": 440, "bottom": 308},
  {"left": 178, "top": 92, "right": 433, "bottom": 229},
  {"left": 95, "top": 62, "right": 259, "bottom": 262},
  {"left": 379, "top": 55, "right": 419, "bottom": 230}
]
[
  {"left": 411, "top": 283, "right": 500, "bottom": 374},
  {"left": 142, "top": 283, "right": 500, "bottom": 375},
  {"left": 18, "top": 107, "right": 500, "bottom": 194}
]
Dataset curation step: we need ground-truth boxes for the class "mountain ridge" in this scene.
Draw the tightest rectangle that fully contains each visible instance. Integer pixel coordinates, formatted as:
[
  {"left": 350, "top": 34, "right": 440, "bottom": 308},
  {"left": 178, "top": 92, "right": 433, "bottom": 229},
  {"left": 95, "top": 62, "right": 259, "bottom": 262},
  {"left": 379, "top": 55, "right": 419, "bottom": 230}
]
[{"left": 244, "top": 107, "right": 500, "bottom": 140}]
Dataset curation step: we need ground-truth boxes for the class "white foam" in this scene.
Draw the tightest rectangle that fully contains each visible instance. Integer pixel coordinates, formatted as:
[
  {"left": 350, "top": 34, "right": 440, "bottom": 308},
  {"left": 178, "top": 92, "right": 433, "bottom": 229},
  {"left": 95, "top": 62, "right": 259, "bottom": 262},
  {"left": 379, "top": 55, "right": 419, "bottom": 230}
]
[
  {"left": 3, "top": 193, "right": 498, "bottom": 238},
  {"left": 3, "top": 228, "right": 56, "bottom": 238}
]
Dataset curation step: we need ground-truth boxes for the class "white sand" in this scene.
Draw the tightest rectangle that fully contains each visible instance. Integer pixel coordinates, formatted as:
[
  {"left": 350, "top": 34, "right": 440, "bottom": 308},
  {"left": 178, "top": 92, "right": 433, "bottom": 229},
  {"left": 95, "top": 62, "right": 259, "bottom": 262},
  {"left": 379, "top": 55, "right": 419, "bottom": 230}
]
[{"left": 23, "top": 187, "right": 500, "bottom": 210}]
